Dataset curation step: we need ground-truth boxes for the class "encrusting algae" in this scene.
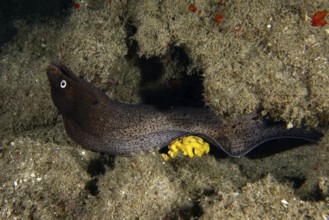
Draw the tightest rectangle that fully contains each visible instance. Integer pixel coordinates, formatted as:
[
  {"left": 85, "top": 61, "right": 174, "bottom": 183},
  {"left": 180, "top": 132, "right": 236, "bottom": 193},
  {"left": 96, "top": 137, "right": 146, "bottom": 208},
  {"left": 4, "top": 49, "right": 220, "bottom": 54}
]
[{"left": 161, "top": 135, "right": 210, "bottom": 160}]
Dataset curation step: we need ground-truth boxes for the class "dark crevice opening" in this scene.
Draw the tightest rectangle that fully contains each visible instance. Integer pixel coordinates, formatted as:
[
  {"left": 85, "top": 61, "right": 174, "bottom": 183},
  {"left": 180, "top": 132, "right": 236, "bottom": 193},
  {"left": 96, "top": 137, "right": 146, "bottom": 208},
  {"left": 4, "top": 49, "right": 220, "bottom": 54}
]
[
  {"left": 246, "top": 138, "right": 315, "bottom": 159},
  {"left": 284, "top": 176, "right": 306, "bottom": 189},
  {"left": 124, "top": 23, "right": 205, "bottom": 110},
  {"left": 84, "top": 154, "right": 115, "bottom": 196},
  {"left": 166, "top": 200, "right": 204, "bottom": 220},
  {"left": 85, "top": 178, "right": 99, "bottom": 196},
  {"left": 0, "top": 0, "right": 73, "bottom": 50}
]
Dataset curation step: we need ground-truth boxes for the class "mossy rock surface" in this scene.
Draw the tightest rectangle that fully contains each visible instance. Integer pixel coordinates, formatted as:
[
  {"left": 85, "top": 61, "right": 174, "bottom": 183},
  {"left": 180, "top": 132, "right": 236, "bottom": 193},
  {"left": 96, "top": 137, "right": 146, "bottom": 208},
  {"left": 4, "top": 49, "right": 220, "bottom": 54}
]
[{"left": 0, "top": 0, "right": 329, "bottom": 219}]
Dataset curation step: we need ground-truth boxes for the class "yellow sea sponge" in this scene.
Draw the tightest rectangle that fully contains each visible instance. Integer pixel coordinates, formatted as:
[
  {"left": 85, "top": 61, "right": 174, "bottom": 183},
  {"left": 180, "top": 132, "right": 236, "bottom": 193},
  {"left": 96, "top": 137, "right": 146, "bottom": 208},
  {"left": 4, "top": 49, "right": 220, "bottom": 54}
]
[{"left": 161, "top": 135, "right": 210, "bottom": 160}]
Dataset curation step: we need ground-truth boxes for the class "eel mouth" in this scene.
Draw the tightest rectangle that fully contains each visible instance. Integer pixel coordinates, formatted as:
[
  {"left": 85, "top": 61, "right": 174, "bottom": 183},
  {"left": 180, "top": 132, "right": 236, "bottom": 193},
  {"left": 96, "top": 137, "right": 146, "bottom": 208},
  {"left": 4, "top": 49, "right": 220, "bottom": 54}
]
[{"left": 47, "top": 61, "right": 79, "bottom": 82}]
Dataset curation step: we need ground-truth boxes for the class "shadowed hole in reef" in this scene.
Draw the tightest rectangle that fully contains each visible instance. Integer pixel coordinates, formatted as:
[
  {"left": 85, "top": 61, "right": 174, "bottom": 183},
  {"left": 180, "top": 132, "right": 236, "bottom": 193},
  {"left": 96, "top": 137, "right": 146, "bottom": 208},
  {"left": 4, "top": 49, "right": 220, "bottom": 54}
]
[
  {"left": 304, "top": 187, "right": 325, "bottom": 202},
  {"left": 0, "top": 0, "right": 73, "bottom": 50},
  {"left": 138, "top": 46, "right": 205, "bottom": 109},
  {"left": 246, "top": 139, "right": 315, "bottom": 159},
  {"left": 179, "top": 201, "right": 204, "bottom": 220},
  {"left": 168, "top": 200, "right": 203, "bottom": 220},
  {"left": 284, "top": 176, "right": 306, "bottom": 189},
  {"left": 85, "top": 178, "right": 99, "bottom": 196},
  {"left": 87, "top": 159, "right": 106, "bottom": 177},
  {"left": 86, "top": 154, "right": 115, "bottom": 177},
  {"left": 124, "top": 23, "right": 205, "bottom": 109},
  {"left": 202, "top": 187, "right": 217, "bottom": 197},
  {"left": 85, "top": 155, "right": 115, "bottom": 196}
]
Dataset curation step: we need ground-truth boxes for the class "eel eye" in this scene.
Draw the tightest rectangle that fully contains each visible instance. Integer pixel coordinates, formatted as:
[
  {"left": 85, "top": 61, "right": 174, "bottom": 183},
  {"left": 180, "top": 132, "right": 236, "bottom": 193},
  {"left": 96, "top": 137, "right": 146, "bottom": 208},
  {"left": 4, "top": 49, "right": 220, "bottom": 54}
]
[{"left": 60, "top": 80, "right": 67, "bottom": 88}]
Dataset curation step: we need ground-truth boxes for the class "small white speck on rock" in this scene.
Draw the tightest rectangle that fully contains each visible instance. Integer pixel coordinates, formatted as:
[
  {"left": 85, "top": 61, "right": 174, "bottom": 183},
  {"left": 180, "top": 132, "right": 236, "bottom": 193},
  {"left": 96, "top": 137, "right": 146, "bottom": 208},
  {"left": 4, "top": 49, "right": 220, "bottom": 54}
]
[{"left": 281, "top": 199, "right": 289, "bottom": 208}]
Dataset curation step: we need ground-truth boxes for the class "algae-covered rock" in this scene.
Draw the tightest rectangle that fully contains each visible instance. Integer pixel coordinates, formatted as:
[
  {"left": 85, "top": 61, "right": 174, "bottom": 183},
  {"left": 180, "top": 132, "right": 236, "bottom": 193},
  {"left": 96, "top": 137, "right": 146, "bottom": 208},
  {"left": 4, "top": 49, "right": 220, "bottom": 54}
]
[
  {"left": 0, "top": 0, "right": 329, "bottom": 219},
  {"left": 319, "top": 177, "right": 329, "bottom": 201},
  {"left": 128, "top": 0, "right": 329, "bottom": 126},
  {"left": 202, "top": 175, "right": 329, "bottom": 219},
  {"left": 0, "top": 127, "right": 92, "bottom": 219}
]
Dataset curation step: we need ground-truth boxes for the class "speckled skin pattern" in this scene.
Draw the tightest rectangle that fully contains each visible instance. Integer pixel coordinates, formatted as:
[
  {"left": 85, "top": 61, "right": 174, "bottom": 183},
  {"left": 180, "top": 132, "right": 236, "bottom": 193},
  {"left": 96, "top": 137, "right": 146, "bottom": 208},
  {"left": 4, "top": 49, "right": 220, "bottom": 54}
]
[{"left": 46, "top": 61, "right": 322, "bottom": 156}]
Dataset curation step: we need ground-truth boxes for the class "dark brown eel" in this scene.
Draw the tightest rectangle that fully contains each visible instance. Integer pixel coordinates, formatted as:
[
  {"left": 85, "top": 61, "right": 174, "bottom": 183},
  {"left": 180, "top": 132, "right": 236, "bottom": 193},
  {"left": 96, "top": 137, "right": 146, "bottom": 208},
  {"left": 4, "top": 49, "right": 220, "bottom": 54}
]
[{"left": 46, "top": 61, "right": 323, "bottom": 156}]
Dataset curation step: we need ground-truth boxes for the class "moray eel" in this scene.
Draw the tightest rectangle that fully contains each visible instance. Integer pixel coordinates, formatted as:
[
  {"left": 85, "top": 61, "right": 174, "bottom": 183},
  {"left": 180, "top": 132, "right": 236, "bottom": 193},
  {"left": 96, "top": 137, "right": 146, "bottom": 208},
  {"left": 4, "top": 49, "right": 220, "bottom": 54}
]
[{"left": 46, "top": 61, "right": 322, "bottom": 156}]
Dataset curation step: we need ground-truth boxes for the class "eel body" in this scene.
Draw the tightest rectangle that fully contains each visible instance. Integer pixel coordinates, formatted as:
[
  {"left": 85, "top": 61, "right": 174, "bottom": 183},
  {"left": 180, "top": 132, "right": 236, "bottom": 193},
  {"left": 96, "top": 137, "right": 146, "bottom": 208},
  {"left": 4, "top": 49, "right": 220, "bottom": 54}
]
[{"left": 46, "top": 61, "right": 322, "bottom": 156}]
